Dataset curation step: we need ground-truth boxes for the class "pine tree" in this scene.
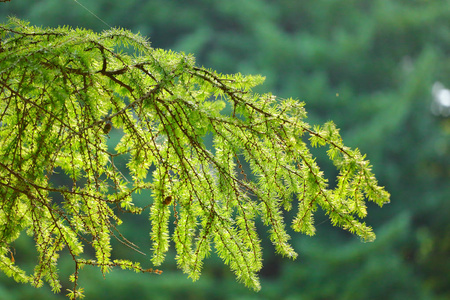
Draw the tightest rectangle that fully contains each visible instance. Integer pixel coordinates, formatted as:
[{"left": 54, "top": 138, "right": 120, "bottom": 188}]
[{"left": 0, "top": 18, "right": 389, "bottom": 299}]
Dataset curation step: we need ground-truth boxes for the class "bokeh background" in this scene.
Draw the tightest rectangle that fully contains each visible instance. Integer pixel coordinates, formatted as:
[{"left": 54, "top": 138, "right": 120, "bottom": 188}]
[{"left": 1, "top": 0, "right": 449, "bottom": 299}]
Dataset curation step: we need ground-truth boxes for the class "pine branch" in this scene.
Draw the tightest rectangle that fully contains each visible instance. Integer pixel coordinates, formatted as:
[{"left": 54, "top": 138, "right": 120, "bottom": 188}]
[{"left": 0, "top": 17, "right": 390, "bottom": 298}]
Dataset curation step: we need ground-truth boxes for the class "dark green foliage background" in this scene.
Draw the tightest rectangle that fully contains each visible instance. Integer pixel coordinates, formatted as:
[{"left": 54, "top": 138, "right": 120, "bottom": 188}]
[{"left": 1, "top": 0, "right": 449, "bottom": 299}]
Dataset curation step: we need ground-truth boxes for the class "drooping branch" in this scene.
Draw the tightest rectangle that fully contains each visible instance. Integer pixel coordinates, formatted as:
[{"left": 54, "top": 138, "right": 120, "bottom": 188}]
[{"left": 0, "top": 17, "right": 389, "bottom": 299}]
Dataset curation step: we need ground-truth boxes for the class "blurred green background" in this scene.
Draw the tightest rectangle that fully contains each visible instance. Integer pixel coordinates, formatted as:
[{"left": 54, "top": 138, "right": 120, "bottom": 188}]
[{"left": 1, "top": 0, "right": 449, "bottom": 299}]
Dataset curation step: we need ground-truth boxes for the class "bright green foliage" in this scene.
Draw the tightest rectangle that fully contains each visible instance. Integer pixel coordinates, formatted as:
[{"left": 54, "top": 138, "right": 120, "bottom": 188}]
[{"left": 0, "top": 18, "right": 389, "bottom": 298}]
